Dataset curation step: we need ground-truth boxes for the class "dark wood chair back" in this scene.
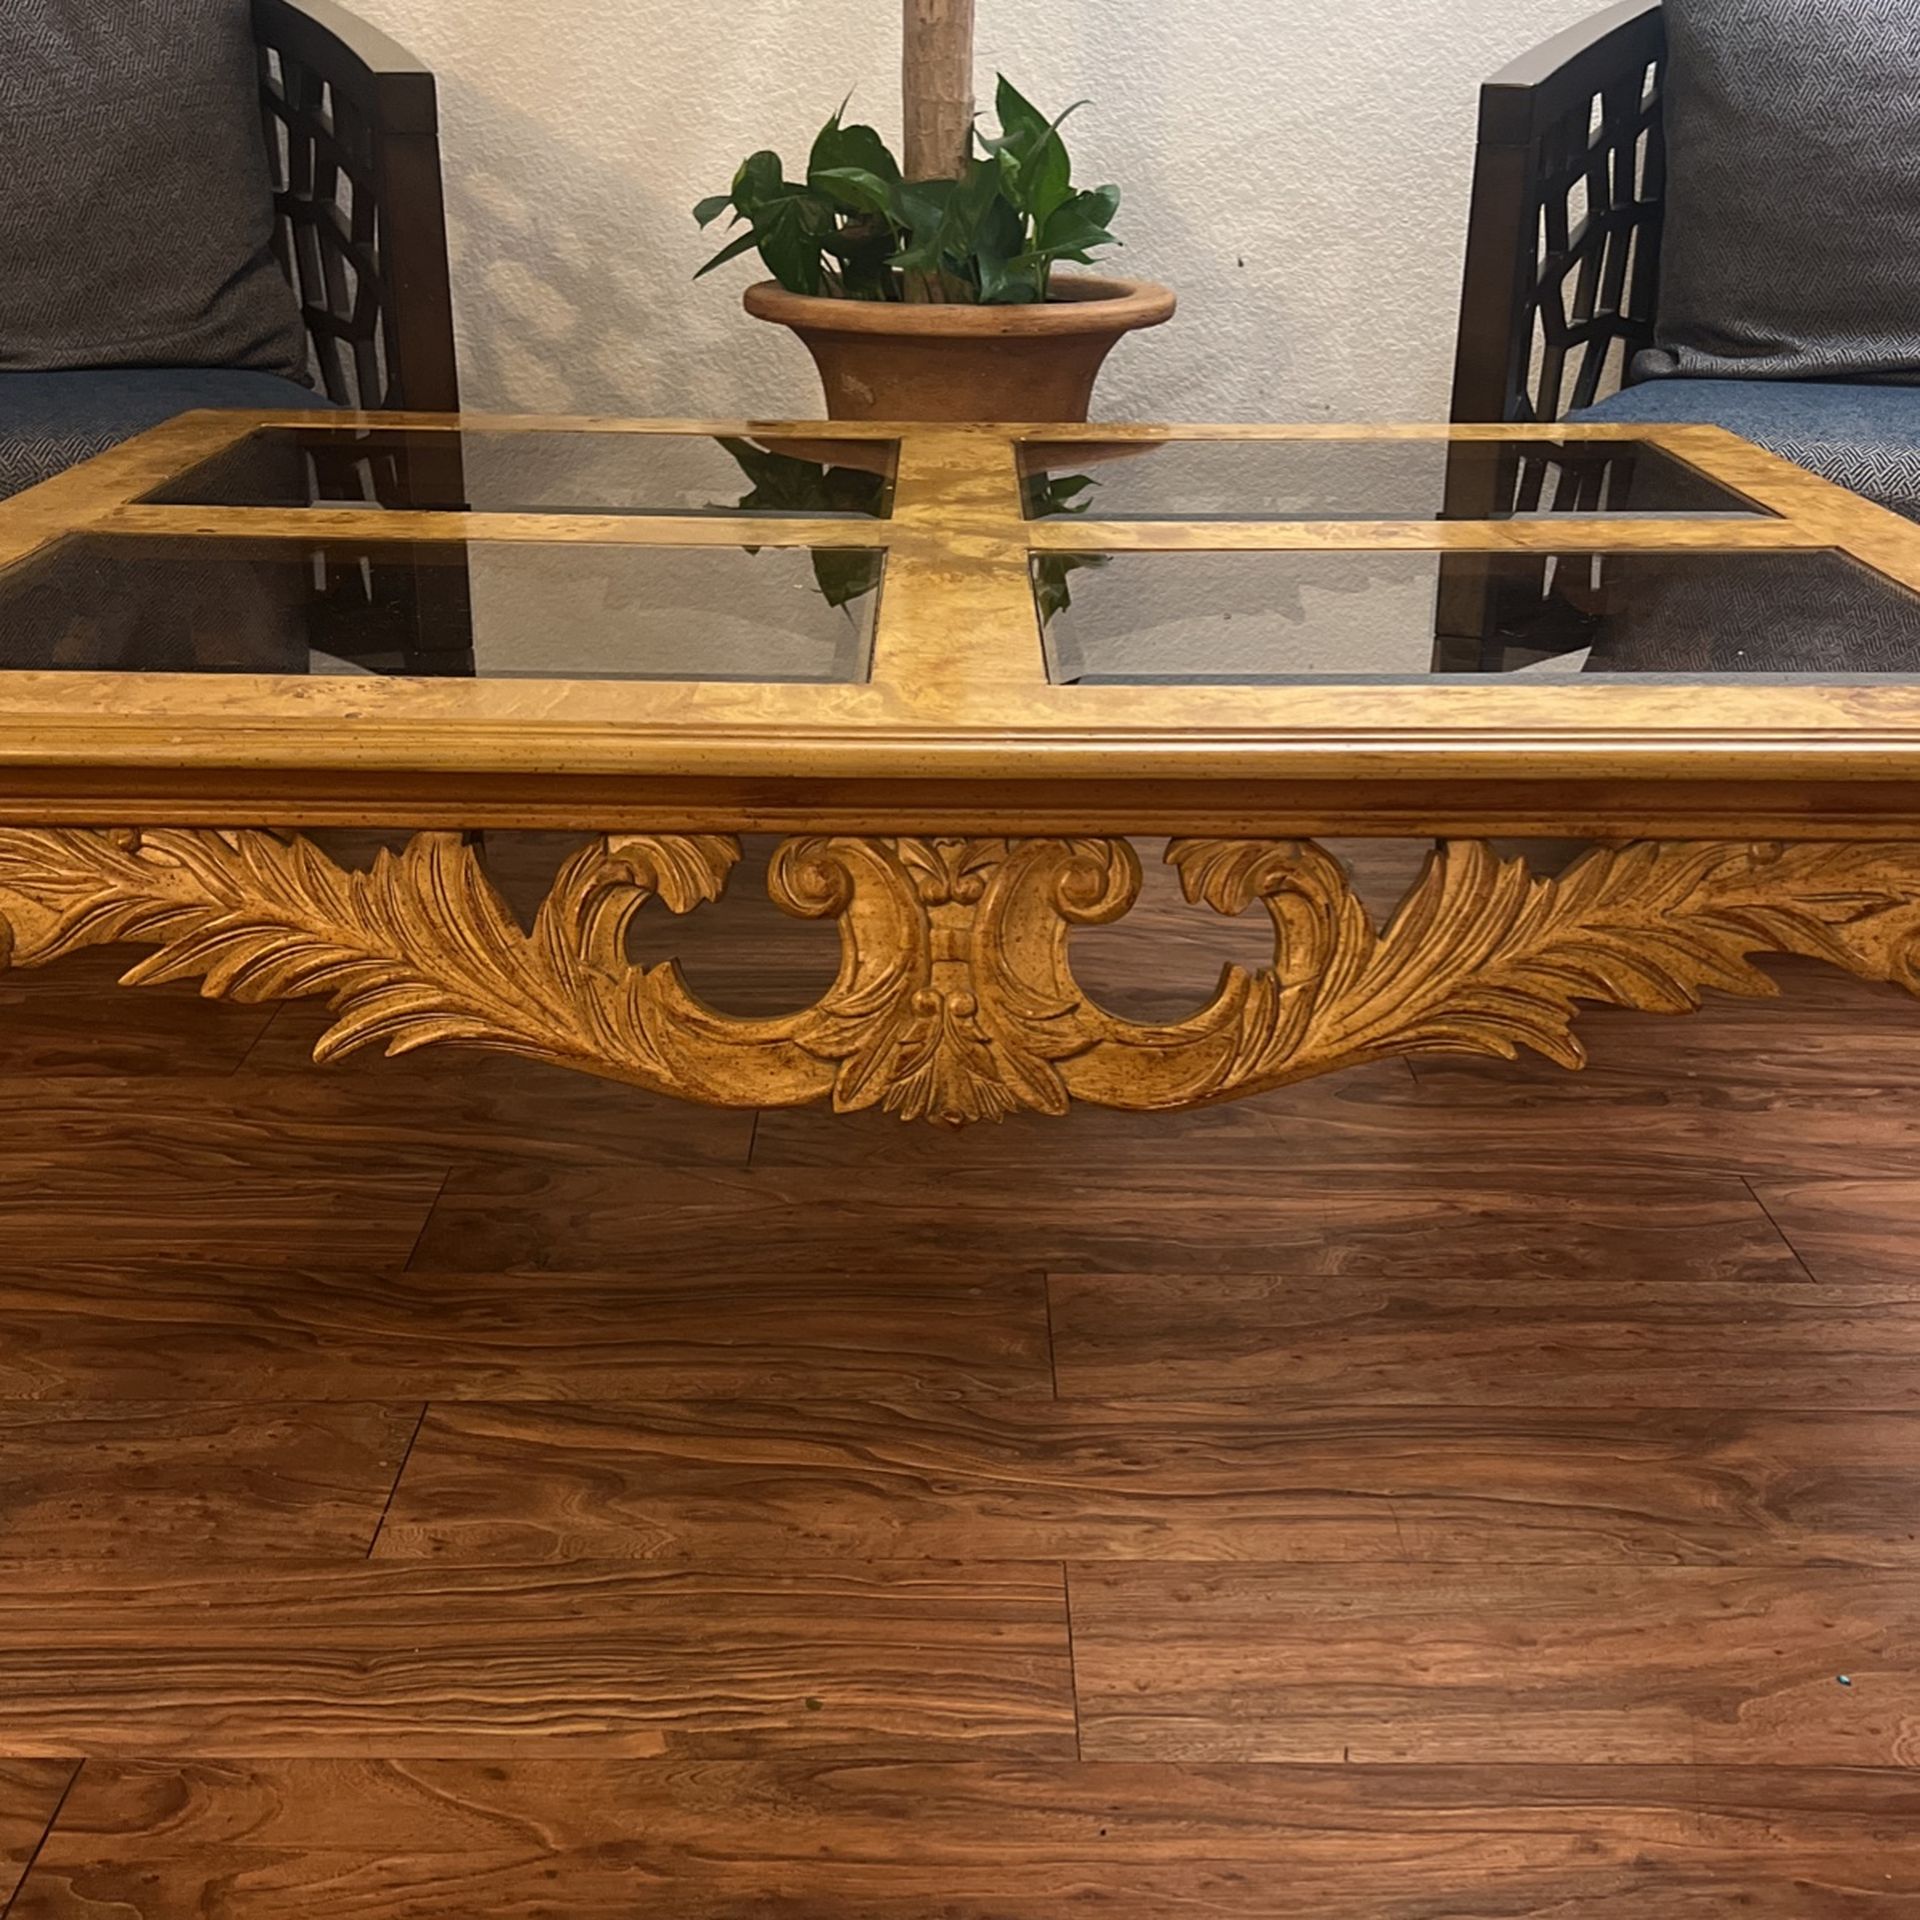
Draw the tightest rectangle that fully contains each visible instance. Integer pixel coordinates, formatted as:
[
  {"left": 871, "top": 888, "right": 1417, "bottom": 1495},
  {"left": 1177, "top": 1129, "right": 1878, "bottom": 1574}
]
[
  {"left": 253, "top": 0, "right": 460, "bottom": 413},
  {"left": 1451, "top": 1, "right": 1668, "bottom": 429}
]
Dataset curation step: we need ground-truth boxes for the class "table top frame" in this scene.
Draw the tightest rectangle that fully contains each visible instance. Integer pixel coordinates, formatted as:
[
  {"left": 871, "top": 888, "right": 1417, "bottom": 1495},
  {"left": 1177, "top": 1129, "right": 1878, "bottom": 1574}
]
[{"left": 4, "top": 410, "right": 1920, "bottom": 838}]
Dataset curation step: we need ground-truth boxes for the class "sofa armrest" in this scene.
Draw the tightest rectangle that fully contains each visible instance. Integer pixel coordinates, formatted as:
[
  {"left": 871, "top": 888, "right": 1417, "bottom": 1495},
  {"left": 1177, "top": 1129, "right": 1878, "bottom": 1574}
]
[
  {"left": 1450, "top": 1, "right": 1667, "bottom": 426},
  {"left": 253, "top": 0, "right": 460, "bottom": 411}
]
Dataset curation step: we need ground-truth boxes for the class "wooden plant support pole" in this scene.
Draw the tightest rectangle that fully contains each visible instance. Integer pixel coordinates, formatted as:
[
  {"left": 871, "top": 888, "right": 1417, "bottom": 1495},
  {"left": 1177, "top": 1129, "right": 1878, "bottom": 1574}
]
[{"left": 903, "top": 0, "right": 976, "bottom": 181}]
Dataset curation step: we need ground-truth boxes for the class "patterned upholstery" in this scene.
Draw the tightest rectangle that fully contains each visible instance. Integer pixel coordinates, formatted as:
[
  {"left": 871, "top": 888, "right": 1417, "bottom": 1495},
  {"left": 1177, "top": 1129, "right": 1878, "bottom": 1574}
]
[
  {"left": 1643, "top": 0, "right": 1920, "bottom": 386},
  {"left": 1578, "top": 379, "right": 1920, "bottom": 520},
  {"left": 0, "top": 368, "right": 336, "bottom": 502}
]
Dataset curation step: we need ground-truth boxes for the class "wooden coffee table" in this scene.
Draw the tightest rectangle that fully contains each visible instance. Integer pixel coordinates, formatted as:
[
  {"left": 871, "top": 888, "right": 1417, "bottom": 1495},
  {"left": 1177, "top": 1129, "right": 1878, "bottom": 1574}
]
[{"left": 4, "top": 410, "right": 1920, "bottom": 1127}]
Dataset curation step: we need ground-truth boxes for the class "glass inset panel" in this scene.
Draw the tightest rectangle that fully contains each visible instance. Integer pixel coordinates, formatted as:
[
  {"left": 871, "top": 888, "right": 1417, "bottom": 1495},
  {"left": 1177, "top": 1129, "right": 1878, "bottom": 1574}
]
[
  {"left": 0, "top": 536, "right": 881, "bottom": 682},
  {"left": 1019, "top": 436, "right": 1768, "bottom": 522},
  {"left": 141, "top": 429, "right": 899, "bottom": 519},
  {"left": 1037, "top": 548, "right": 1920, "bottom": 682}
]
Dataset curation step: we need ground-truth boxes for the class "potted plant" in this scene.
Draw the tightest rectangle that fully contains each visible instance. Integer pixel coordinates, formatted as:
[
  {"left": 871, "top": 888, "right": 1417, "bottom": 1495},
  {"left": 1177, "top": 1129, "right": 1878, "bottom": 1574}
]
[{"left": 692, "top": 1, "right": 1174, "bottom": 422}]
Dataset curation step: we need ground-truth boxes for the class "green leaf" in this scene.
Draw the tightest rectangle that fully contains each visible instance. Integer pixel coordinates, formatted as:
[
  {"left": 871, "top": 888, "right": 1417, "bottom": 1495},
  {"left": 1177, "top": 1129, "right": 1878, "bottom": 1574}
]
[
  {"left": 990, "top": 78, "right": 1086, "bottom": 183},
  {"left": 693, "top": 226, "right": 763, "bottom": 279},
  {"left": 973, "top": 193, "right": 1041, "bottom": 304},
  {"left": 731, "top": 149, "right": 788, "bottom": 214},
  {"left": 887, "top": 176, "right": 959, "bottom": 277},
  {"left": 891, "top": 177, "right": 956, "bottom": 231},
  {"left": 1029, "top": 188, "right": 1122, "bottom": 265},
  {"left": 752, "top": 193, "right": 835, "bottom": 295},
  {"left": 949, "top": 158, "right": 1003, "bottom": 241},
  {"left": 984, "top": 82, "right": 1082, "bottom": 227},
  {"left": 803, "top": 100, "right": 847, "bottom": 178},
  {"left": 993, "top": 74, "right": 1054, "bottom": 158},
  {"left": 694, "top": 82, "right": 1118, "bottom": 310},
  {"left": 825, "top": 216, "right": 900, "bottom": 300},
  {"left": 812, "top": 167, "right": 896, "bottom": 217},
  {"left": 1021, "top": 131, "right": 1073, "bottom": 228},
  {"left": 978, "top": 263, "right": 1044, "bottom": 304},
  {"left": 809, "top": 113, "right": 902, "bottom": 188}
]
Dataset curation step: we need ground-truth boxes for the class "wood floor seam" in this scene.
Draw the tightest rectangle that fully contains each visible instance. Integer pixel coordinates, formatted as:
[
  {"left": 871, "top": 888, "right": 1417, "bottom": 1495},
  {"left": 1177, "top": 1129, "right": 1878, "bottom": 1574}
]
[
  {"left": 1061, "top": 1557, "right": 1083, "bottom": 1764},
  {"left": 0, "top": 1760, "right": 79, "bottom": 1920},
  {"left": 1041, "top": 1275, "right": 1061, "bottom": 1401},
  {"left": 1740, "top": 1174, "right": 1824, "bottom": 1283},
  {"left": 362, "top": 1403, "right": 432, "bottom": 1560},
  {"left": 399, "top": 1171, "right": 455, "bottom": 1278}
]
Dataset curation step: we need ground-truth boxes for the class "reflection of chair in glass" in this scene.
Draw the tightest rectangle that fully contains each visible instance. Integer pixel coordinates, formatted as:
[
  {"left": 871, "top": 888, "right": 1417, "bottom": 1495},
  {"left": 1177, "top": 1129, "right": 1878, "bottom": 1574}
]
[
  {"left": 0, "top": 540, "right": 309, "bottom": 676},
  {"left": 1586, "top": 553, "right": 1920, "bottom": 675},
  {"left": 145, "top": 426, "right": 476, "bottom": 677},
  {"left": 1430, "top": 440, "right": 1692, "bottom": 674},
  {"left": 301, "top": 432, "right": 476, "bottom": 677}
]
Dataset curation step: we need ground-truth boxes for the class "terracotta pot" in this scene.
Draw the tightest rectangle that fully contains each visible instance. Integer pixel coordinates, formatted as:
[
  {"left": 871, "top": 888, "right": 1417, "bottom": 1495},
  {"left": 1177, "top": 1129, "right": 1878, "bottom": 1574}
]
[{"left": 743, "top": 274, "right": 1177, "bottom": 423}]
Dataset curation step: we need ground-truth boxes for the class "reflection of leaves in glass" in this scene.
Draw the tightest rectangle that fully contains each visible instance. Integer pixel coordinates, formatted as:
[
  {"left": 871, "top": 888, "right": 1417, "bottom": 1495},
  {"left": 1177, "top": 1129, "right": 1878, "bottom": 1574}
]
[
  {"left": 716, "top": 436, "right": 887, "bottom": 609},
  {"left": 714, "top": 440, "right": 1107, "bottom": 622},
  {"left": 1024, "top": 470, "right": 1106, "bottom": 623}
]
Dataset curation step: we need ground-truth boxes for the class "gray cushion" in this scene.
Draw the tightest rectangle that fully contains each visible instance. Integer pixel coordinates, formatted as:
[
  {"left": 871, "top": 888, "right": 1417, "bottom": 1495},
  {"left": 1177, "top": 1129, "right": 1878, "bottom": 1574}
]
[
  {"left": 1579, "top": 378, "right": 1920, "bottom": 517},
  {"left": 0, "top": 0, "right": 308, "bottom": 382},
  {"left": 1640, "top": 0, "right": 1920, "bottom": 386},
  {"left": 0, "top": 368, "right": 336, "bottom": 502}
]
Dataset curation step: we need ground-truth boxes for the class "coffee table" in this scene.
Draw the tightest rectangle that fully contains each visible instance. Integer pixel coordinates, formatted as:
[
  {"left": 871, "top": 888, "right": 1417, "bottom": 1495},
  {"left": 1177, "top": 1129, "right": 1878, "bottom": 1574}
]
[{"left": 4, "top": 410, "right": 1920, "bottom": 1127}]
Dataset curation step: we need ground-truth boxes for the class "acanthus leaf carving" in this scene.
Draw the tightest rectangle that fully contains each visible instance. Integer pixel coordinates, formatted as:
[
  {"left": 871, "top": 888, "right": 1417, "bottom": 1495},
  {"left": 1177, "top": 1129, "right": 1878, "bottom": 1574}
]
[
  {"left": 1, "top": 827, "right": 1919, "bottom": 1124},
  {"left": 1149, "top": 836, "right": 1920, "bottom": 1095}
]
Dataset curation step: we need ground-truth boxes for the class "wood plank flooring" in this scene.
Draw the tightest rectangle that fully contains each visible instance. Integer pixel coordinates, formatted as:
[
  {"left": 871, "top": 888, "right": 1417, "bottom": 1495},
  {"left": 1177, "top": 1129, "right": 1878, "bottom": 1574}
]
[
  {"left": 0, "top": 1563, "right": 1074, "bottom": 1760},
  {"left": 17, "top": 1760, "right": 1920, "bottom": 1919},
  {"left": 4, "top": 834, "right": 1920, "bottom": 1916},
  {"left": 1069, "top": 1564, "right": 1920, "bottom": 1765}
]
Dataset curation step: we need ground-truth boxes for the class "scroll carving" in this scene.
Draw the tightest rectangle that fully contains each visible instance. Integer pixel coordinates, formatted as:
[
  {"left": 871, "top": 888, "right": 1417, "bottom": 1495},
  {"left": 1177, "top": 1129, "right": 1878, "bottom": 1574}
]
[{"left": 0, "top": 828, "right": 1917, "bottom": 1125}]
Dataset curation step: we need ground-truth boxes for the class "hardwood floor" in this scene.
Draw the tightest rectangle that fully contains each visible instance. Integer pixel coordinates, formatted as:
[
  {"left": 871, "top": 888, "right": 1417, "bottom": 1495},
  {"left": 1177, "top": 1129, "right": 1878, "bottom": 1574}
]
[
  {"left": 3, "top": 834, "right": 1920, "bottom": 1915},
  {"left": 16, "top": 1761, "right": 1920, "bottom": 1919},
  {"left": 0, "top": 1403, "right": 419, "bottom": 1558},
  {"left": 1069, "top": 1564, "right": 1920, "bottom": 1765},
  {"left": 0, "top": 1563, "right": 1074, "bottom": 1760},
  {"left": 0, "top": 1264, "right": 1051, "bottom": 1401},
  {"left": 375, "top": 1401, "right": 1920, "bottom": 1565}
]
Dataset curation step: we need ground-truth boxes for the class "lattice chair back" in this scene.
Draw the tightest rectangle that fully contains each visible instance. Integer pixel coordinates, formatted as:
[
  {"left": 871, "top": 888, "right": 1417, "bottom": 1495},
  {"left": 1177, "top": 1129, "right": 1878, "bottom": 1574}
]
[{"left": 253, "top": 0, "right": 460, "bottom": 414}]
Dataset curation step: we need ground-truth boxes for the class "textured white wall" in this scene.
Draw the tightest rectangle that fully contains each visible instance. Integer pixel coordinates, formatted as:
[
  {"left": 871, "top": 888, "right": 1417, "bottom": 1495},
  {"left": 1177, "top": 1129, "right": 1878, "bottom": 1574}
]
[{"left": 352, "top": 0, "right": 1605, "bottom": 423}]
